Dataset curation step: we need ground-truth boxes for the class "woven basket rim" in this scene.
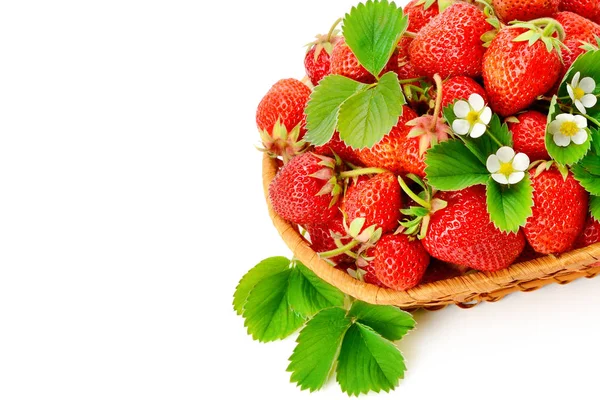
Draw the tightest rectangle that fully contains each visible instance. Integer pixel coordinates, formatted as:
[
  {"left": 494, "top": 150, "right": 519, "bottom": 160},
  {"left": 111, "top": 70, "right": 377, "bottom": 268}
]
[{"left": 262, "top": 153, "right": 600, "bottom": 309}]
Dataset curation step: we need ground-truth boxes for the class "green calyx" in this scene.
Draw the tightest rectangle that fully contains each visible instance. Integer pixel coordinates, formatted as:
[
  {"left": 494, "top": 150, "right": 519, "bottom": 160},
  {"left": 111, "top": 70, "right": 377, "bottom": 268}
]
[
  {"left": 580, "top": 36, "right": 600, "bottom": 52},
  {"left": 529, "top": 160, "right": 569, "bottom": 181},
  {"left": 258, "top": 120, "right": 309, "bottom": 163},
  {"left": 397, "top": 174, "right": 447, "bottom": 239},
  {"left": 476, "top": 0, "right": 502, "bottom": 47},
  {"left": 318, "top": 216, "right": 382, "bottom": 260},
  {"left": 415, "top": 0, "right": 452, "bottom": 12},
  {"left": 510, "top": 18, "right": 566, "bottom": 55},
  {"left": 305, "top": 18, "right": 343, "bottom": 61}
]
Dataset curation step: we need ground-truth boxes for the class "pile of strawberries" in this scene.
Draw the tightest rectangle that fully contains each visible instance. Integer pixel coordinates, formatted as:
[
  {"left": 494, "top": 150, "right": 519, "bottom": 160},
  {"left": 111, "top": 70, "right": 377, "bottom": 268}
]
[{"left": 256, "top": 0, "right": 600, "bottom": 291}]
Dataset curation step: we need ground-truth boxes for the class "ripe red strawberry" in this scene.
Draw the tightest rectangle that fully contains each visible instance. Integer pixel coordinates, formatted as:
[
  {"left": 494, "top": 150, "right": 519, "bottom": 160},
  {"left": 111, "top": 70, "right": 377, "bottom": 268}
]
[
  {"left": 336, "top": 255, "right": 386, "bottom": 287},
  {"left": 573, "top": 216, "right": 600, "bottom": 250},
  {"left": 430, "top": 76, "right": 488, "bottom": 109},
  {"left": 524, "top": 168, "right": 588, "bottom": 254},
  {"left": 342, "top": 172, "right": 402, "bottom": 234},
  {"left": 304, "top": 26, "right": 342, "bottom": 86},
  {"left": 404, "top": 0, "right": 441, "bottom": 33},
  {"left": 419, "top": 259, "right": 462, "bottom": 285},
  {"left": 483, "top": 26, "right": 562, "bottom": 117},
  {"left": 330, "top": 38, "right": 376, "bottom": 84},
  {"left": 559, "top": 0, "right": 600, "bottom": 24},
  {"left": 306, "top": 215, "right": 352, "bottom": 264},
  {"left": 396, "top": 37, "right": 419, "bottom": 80},
  {"left": 313, "top": 131, "right": 363, "bottom": 166},
  {"left": 356, "top": 106, "right": 419, "bottom": 175},
  {"left": 256, "top": 79, "right": 312, "bottom": 161},
  {"left": 551, "top": 12, "right": 600, "bottom": 93},
  {"left": 373, "top": 234, "right": 430, "bottom": 291},
  {"left": 492, "top": 0, "right": 560, "bottom": 23},
  {"left": 269, "top": 152, "right": 341, "bottom": 225},
  {"left": 409, "top": 3, "right": 489, "bottom": 79},
  {"left": 422, "top": 185, "right": 526, "bottom": 271},
  {"left": 507, "top": 110, "right": 550, "bottom": 161}
]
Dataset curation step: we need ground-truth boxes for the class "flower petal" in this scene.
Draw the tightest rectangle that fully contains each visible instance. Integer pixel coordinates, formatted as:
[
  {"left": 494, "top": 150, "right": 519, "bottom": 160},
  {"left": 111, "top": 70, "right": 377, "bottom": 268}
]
[
  {"left": 492, "top": 173, "right": 509, "bottom": 185},
  {"left": 469, "top": 93, "right": 485, "bottom": 112},
  {"left": 572, "top": 129, "right": 588, "bottom": 145},
  {"left": 574, "top": 99, "right": 587, "bottom": 115},
  {"left": 574, "top": 114, "right": 588, "bottom": 128},
  {"left": 555, "top": 113, "right": 572, "bottom": 123},
  {"left": 470, "top": 123, "right": 486, "bottom": 138},
  {"left": 486, "top": 154, "right": 501, "bottom": 173},
  {"left": 480, "top": 107, "right": 492, "bottom": 125},
  {"left": 581, "top": 94, "right": 598, "bottom": 108},
  {"left": 452, "top": 119, "right": 471, "bottom": 135},
  {"left": 567, "top": 84, "right": 576, "bottom": 101},
  {"left": 496, "top": 146, "right": 515, "bottom": 163},
  {"left": 453, "top": 100, "right": 470, "bottom": 118},
  {"left": 508, "top": 171, "right": 525, "bottom": 185},
  {"left": 512, "top": 153, "right": 530, "bottom": 171},
  {"left": 553, "top": 132, "right": 571, "bottom": 147},
  {"left": 549, "top": 120, "right": 562, "bottom": 134},
  {"left": 579, "top": 76, "right": 596, "bottom": 93},
  {"left": 572, "top": 71, "right": 581, "bottom": 88}
]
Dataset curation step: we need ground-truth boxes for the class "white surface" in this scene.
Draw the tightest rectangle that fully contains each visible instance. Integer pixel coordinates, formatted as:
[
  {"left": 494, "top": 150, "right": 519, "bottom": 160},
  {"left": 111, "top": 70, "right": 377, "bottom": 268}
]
[{"left": 0, "top": 1, "right": 599, "bottom": 399}]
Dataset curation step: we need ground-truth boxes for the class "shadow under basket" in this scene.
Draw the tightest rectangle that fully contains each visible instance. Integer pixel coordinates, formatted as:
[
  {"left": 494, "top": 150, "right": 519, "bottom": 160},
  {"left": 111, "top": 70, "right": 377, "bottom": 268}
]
[{"left": 262, "top": 154, "right": 600, "bottom": 311}]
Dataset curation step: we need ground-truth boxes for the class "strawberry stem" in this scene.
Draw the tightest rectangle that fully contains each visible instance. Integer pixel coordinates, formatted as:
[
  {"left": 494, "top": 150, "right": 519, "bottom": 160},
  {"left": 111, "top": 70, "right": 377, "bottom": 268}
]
[
  {"left": 328, "top": 18, "right": 343, "bottom": 40},
  {"left": 398, "top": 77, "right": 425, "bottom": 85},
  {"left": 319, "top": 239, "right": 359, "bottom": 259},
  {"left": 398, "top": 176, "right": 430, "bottom": 209},
  {"left": 431, "top": 74, "right": 443, "bottom": 126},
  {"left": 339, "top": 167, "right": 388, "bottom": 178}
]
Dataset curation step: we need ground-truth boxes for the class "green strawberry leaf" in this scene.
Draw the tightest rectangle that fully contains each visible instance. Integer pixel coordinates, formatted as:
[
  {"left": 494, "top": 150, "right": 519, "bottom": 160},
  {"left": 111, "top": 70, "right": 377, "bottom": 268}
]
[
  {"left": 336, "top": 322, "right": 406, "bottom": 396},
  {"left": 343, "top": 0, "right": 408, "bottom": 77},
  {"left": 233, "top": 256, "right": 291, "bottom": 315},
  {"left": 348, "top": 301, "right": 415, "bottom": 341},
  {"left": 545, "top": 95, "right": 592, "bottom": 166},
  {"left": 590, "top": 195, "right": 600, "bottom": 222},
  {"left": 486, "top": 175, "right": 534, "bottom": 233},
  {"left": 304, "top": 75, "right": 370, "bottom": 146},
  {"left": 242, "top": 269, "right": 305, "bottom": 342},
  {"left": 424, "top": 139, "right": 490, "bottom": 191},
  {"left": 572, "top": 129, "right": 600, "bottom": 196},
  {"left": 288, "top": 262, "right": 346, "bottom": 318},
  {"left": 338, "top": 71, "right": 405, "bottom": 149},
  {"left": 287, "top": 307, "right": 353, "bottom": 392}
]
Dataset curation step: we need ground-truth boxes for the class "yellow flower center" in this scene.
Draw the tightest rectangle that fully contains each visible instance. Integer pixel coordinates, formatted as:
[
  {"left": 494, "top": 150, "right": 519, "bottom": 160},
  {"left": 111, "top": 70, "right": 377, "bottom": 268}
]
[
  {"left": 466, "top": 111, "right": 480, "bottom": 125},
  {"left": 574, "top": 86, "right": 586, "bottom": 100},
  {"left": 560, "top": 121, "right": 580, "bottom": 137},
  {"left": 498, "top": 161, "right": 515, "bottom": 176}
]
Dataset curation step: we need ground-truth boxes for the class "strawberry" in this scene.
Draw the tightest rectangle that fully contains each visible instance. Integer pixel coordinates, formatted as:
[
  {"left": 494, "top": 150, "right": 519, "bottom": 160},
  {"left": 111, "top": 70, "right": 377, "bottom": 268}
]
[
  {"left": 559, "top": 0, "right": 600, "bottom": 24},
  {"left": 356, "top": 106, "right": 419, "bottom": 175},
  {"left": 304, "top": 22, "right": 342, "bottom": 86},
  {"left": 524, "top": 168, "right": 588, "bottom": 254},
  {"left": 330, "top": 38, "right": 376, "bottom": 84},
  {"left": 396, "top": 37, "right": 419, "bottom": 80},
  {"left": 409, "top": 3, "right": 489, "bottom": 79},
  {"left": 482, "top": 25, "right": 562, "bottom": 117},
  {"left": 336, "top": 255, "right": 387, "bottom": 288},
  {"left": 551, "top": 12, "right": 600, "bottom": 93},
  {"left": 313, "top": 131, "right": 363, "bottom": 166},
  {"left": 492, "top": 0, "right": 560, "bottom": 23},
  {"left": 404, "top": 0, "right": 442, "bottom": 33},
  {"left": 305, "top": 215, "right": 353, "bottom": 264},
  {"left": 373, "top": 234, "right": 430, "bottom": 291},
  {"left": 430, "top": 76, "right": 488, "bottom": 110},
  {"left": 573, "top": 216, "right": 600, "bottom": 267},
  {"left": 256, "top": 79, "right": 312, "bottom": 161},
  {"left": 422, "top": 185, "right": 526, "bottom": 271},
  {"left": 419, "top": 259, "right": 462, "bottom": 285},
  {"left": 269, "top": 152, "right": 341, "bottom": 225},
  {"left": 507, "top": 110, "right": 550, "bottom": 161},
  {"left": 342, "top": 172, "right": 402, "bottom": 234}
]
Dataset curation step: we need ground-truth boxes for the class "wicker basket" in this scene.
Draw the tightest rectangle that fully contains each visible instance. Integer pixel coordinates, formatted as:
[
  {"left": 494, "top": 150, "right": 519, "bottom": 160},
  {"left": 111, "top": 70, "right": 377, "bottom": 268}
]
[{"left": 262, "top": 153, "right": 600, "bottom": 310}]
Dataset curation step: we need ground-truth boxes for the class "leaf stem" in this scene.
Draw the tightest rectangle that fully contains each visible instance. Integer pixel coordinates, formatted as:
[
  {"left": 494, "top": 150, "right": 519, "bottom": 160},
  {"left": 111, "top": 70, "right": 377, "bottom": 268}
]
[
  {"left": 397, "top": 77, "right": 425, "bottom": 85},
  {"left": 398, "top": 176, "right": 430, "bottom": 209},
  {"left": 328, "top": 18, "right": 343, "bottom": 40},
  {"left": 486, "top": 130, "right": 504, "bottom": 147},
  {"left": 582, "top": 113, "right": 600, "bottom": 128}
]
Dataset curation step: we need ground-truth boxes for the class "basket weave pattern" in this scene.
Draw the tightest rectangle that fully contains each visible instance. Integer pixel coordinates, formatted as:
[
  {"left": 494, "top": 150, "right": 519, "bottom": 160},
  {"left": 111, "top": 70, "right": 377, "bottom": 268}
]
[{"left": 263, "top": 154, "right": 600, "bottom": 310}]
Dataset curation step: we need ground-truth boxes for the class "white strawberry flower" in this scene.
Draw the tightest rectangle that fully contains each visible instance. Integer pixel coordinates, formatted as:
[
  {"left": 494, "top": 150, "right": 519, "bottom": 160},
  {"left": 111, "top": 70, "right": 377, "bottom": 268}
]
[
  {"left": 548, "top": 113, "right": 588, "bottom": 147},
  {"left": 451, "top": 93, "right": 492, "bottom": 138},
  {"left": 567, "top": 72, "right": 597, "bottom": 115},
  {"left": 486, "top": 146, "right": 530, "bottom": 185}
]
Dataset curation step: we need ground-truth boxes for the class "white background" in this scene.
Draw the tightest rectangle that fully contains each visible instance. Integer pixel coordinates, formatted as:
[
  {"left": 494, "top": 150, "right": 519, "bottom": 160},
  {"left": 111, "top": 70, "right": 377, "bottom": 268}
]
[{"left": 0, "top": 1, "right": 599, "bottom": 399}]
